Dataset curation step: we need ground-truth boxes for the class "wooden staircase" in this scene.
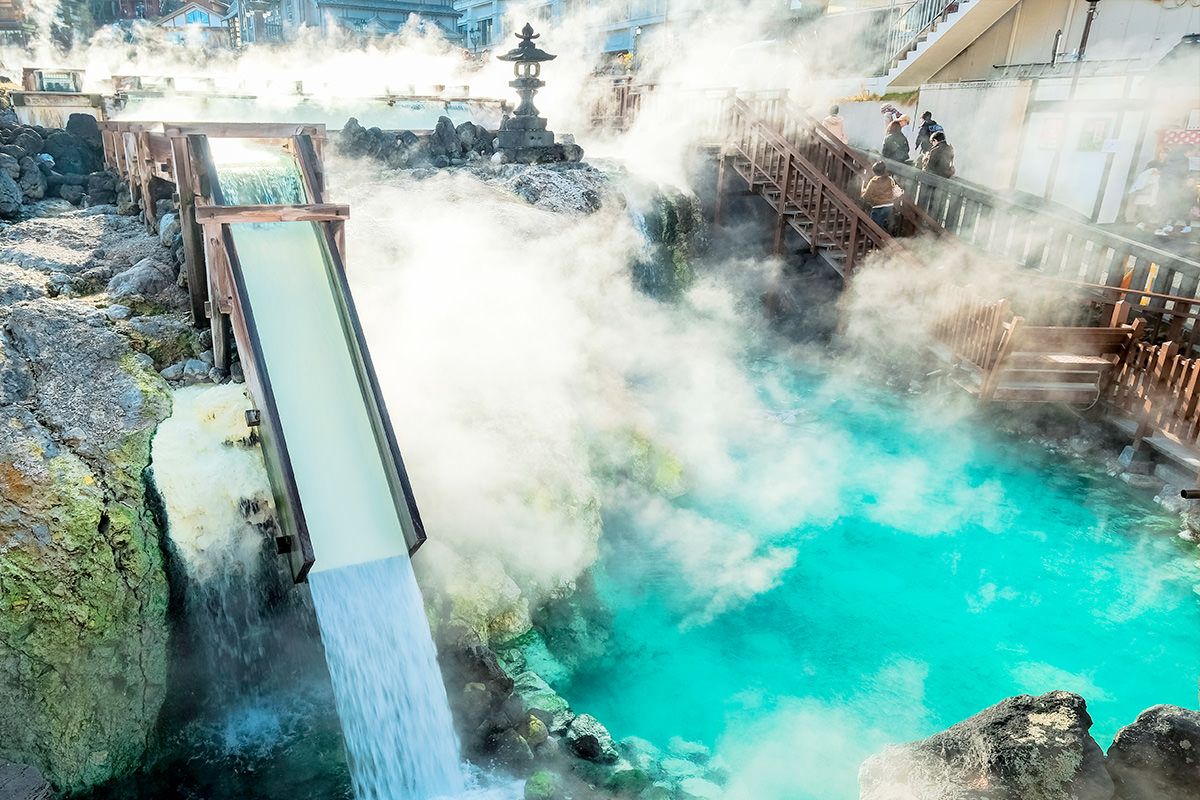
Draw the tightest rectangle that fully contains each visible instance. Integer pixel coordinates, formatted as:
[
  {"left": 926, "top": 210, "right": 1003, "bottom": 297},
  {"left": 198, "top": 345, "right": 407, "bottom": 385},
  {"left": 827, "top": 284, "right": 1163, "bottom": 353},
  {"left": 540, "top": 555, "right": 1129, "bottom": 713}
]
[{"left": 717, "top": 94, "right": 946, "bottom": 280}]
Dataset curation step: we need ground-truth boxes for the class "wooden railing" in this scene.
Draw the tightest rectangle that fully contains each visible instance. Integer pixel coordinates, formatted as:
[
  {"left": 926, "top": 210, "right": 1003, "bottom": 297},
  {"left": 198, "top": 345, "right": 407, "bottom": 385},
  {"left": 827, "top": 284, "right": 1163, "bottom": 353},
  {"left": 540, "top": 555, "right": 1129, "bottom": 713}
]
[
  {"left": 929, "top": 289, "right": 1010, "bottom": 372},
  {"left": 1109, "top": 340, "right": 1200, "bottom": 449},
  {"left": 877, "top": 157, "right": 1200, "bottom": 297},
  {"left": 724, "top": 96, "right": 892, "bottom": 277},
  {"left": 739, "top": 92, "right": 947, "bottom": 240}
]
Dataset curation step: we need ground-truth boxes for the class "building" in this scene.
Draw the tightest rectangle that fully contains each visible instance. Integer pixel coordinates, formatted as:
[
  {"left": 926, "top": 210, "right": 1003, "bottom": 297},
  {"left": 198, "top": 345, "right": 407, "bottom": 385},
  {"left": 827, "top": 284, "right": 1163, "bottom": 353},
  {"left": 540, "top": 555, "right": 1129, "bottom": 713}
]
[
  {"left": 270, "top": 0, "right": 460, "bottom": 39},
  {"left": 117, "top": 0, "right": 164, "bottom": 19},
  {"left": 156, "top": 0, "right": 231, "bottom": 44},
  {"left": 824, "top": 0, "right": 1200, "bottom": 226}
]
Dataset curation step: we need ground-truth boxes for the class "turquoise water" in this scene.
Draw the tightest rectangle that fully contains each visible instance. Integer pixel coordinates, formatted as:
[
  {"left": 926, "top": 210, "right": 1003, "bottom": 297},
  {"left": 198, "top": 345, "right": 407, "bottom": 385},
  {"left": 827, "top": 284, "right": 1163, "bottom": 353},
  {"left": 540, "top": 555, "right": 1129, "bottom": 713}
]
[{"left": 561, "top": 362, "right": 1200, "bottom": 799}]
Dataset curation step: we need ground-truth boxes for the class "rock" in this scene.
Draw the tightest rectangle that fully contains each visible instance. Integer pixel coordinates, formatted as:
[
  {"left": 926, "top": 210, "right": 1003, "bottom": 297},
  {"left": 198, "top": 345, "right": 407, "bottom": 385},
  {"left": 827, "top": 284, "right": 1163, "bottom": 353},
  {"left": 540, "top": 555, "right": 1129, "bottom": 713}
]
[
  {"left": 566, "top": 714, "right": 619, "bottom": 764},
  {"left": 512, "top": 671, "right": 574, "bottom": 734},
  {"left": 229, "top": 359, "right": 244, "bottom": 383},
  {"left": 58, "top": 183, "right": 84, "bottom": 205},
  {"left": 1107, "top": 705, "right": 1200, "bottom": 800},
  {"left": 605, "top": 769, "right": 650, "bottom": 796},
  {"left": 106, "top": 257, "right": 175, "bottom": 298},
  {"left": 660, "top": 757, "right": 701, "bottom": 781},
  {"left": 619, "top": 737, "right": 663, "bottom": 774},
  {"left": 859, "top": 691, "right": 1113, "bottom": 800},
  {"left": 182, "top": 358, "right": 209, "bottom": 381},
  {"left": 524, "top": 770, "right": 561, "bottom": 800},
  {"left": 668, "top": 737, "right": 710, "bottom": 764},
  {"left": 157, "top": 212, "right": 180, "bottom": 247},
  {"left": 525, "top": 714, "right": 549, "bottom": 746},
  {"left": 0, "top": 151, "right": 18, "bottom": 179},
  {"left": 0, "top": 169, "right": 22, "bottom": 218},
  {"left": 432, "top": 154, "right": 451, "bottom": 169},
  {"left": 18, "top": 157, "right": 47, "bottom": 201},
  {"left": 124, "top": 315, "right": 200, "bottom": 369},
  {"left": 160, "top": 361, "right": 184, "bottom": 381},
  {"left": 678, "top": 777, "right": 723, "bottom": 799},
  {"left": 65, "top": 113, "right": 102, "bottom": 148},
  {"left": 13, "top": 128, "right": 43, "bottom": 155},
  {"left": 0, "top": 759, "right": 54, "bottom": 800},
  {"left": 0, "top": 299, "right": 170, "bottom": 791},
  {"left": 0, "top": 331, "right": 34, "bottom": 403},
  {"left": 104, "top": 304, "right": 132, "bottom": 321},
  {"left": 47, "top": 271, "right": 75, "bottom": 296},
  {"left": 490, "top": 728, "right": 533, "bottom": 768},
  {"left": 42, "top": 130, "right": 98, "bottom": 175},
  {"left": 428, "top": 115, "right": 463, "bottom": 159},
  {"left": 88, "top": 172, "right": 117, "bottom": 206}
]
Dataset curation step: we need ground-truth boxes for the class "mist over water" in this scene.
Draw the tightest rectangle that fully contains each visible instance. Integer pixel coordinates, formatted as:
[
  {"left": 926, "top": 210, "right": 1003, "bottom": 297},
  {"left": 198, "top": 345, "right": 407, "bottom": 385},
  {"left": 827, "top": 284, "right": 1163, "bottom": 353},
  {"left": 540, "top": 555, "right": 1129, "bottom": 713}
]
[{"left": 308, "top": 556, "right": 464, "bottom": 800}]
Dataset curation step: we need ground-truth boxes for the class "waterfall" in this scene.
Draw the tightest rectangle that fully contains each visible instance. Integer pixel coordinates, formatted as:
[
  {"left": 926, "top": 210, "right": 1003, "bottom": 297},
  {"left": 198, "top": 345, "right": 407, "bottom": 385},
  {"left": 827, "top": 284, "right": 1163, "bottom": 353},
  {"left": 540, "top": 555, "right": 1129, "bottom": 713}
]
[{"left": 308, "top": 556, "right": 464, "bottom": 800}]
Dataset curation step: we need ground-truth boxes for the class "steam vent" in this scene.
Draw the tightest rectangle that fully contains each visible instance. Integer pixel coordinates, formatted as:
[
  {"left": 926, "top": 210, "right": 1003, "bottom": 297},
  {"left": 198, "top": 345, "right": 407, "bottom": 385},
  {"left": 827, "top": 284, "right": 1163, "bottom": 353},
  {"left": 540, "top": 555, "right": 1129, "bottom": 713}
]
[{"left": 496, "top": 23, "right": 583, "bottom": 164}]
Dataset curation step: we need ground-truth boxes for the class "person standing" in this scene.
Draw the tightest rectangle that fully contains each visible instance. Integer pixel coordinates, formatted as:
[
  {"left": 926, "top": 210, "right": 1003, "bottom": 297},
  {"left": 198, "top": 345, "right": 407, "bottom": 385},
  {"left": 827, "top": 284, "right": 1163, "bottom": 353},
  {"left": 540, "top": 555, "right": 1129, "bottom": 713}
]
[
  {"left": 922, "top": 131, "right": 955, "bottom": 178},
  {"left": 862, "top": 161, "right": 901, "bottom": 232},
  {"left": 881, "top": 120, "right": 911, "bottom": 164},
  {"left": 914, "top": 111, "right": 943, "bottom": 159},
  {"left": 823, "top": 104, "right": 848, "bottom": 144}
]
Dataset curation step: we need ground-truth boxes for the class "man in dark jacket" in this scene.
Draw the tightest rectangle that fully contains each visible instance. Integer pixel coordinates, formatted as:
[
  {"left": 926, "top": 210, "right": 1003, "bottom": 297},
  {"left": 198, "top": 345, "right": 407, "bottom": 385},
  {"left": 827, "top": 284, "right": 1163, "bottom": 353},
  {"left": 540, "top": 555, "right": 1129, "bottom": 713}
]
[
  {"left": 922, "top": 131, "right": 955, "bottom": 178},
  {"left": 914, "top": 111, "right": 943, "bottom": 157}
]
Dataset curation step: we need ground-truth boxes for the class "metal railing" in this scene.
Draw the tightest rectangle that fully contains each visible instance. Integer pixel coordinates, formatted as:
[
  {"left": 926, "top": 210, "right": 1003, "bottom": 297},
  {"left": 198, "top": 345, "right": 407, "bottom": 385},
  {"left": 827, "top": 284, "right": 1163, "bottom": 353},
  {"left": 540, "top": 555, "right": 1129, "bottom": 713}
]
[{"left": 887, "top": 0, "right": 961, "bottom": 70}]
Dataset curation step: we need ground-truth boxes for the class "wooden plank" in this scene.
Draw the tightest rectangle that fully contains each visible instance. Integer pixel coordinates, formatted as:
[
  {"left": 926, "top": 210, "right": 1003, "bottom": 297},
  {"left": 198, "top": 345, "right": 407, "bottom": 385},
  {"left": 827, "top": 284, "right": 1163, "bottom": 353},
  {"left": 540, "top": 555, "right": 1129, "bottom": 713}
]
[
  {"left": 162, "top": 122, "right": 325, "bottom": 139},
  {"left": 195, "top": 204, "right": 350, "bottom": 224},
  {"left": 171, "top": 135, "right": 208, "bottom": 328}
]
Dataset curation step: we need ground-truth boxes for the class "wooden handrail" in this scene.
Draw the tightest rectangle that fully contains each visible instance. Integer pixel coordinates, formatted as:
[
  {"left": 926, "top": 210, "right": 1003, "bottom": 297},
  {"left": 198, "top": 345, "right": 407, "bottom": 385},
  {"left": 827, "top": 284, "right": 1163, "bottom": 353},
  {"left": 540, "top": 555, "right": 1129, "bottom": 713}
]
[{"left": 195, "top": 204, "right": 349, "bottom": 225}]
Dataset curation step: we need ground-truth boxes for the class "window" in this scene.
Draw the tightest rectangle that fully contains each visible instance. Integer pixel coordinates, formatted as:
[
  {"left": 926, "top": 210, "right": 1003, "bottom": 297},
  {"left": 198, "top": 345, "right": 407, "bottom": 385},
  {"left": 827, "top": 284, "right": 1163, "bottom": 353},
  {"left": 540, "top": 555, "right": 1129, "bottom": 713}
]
[
  {"left": 535, "top": 4, "right": 552, "bottom": 22},
  {"left": 479, "top": 17, "right": 492, "bottom": 46},
  {"left": 186, "top": 10, "right": 210, "bottom": 24}
]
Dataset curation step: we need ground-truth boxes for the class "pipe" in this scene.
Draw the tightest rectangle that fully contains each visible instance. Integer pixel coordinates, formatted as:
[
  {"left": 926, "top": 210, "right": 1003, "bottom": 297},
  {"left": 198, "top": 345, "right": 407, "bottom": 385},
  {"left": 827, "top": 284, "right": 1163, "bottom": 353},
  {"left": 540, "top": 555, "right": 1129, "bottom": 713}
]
[
  {"left": 1180, "top": 489, "right": 1200, "bottom": 499},
  {"left": 1078, "top": 0, "right": 1100, "bottom": 60}
]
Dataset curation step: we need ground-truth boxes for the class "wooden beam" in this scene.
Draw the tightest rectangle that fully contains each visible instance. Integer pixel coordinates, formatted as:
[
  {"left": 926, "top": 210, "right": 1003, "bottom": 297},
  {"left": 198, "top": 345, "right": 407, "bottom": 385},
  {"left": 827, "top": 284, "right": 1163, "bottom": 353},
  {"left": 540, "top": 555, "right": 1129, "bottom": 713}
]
[
  {"left": 195, "top": 204, "right": 350, "bottom": 224},
  {"left": 163, "top": 122, "right": 326, "bottom": 140},
  {"left": 171, "top": 135, "right": 209, "bottom": 329}
]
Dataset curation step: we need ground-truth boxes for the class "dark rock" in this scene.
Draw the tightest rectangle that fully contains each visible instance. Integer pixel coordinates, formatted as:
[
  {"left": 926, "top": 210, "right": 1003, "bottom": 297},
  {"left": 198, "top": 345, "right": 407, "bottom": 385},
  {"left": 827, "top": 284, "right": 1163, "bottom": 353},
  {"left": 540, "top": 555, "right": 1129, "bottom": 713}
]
[
  {"left": 0, "top": 759, "right": 54, "bottom": 800},
  {"left": 0, "top": 331, "right": 34, "bottom": 403},
  {"left": 65, "top": 113, "right": 102, "bottom": 148},
  {"left": 88, "top": 171, "right": 116, "bottom": 194},
  {"left": 42, "top": 130, "right": 98, "bottom": 175},
  {"left": 604, "top": 769, "right": 649, "bottom": 797},
  {"left": 0, "top": 151, "right": 18, "bottom": 179},
  {"left": 859, "top": 691, "right": 1113, "bottom": 800},
  {"left": 13, "top": 128, "right": 43, "bottom": 155},
  {"left": 1107, "top": 705, "right": 1200, "bottom": 800},
  {"left": 432, "top": 154, "right": 450, "bottom": 169},
  {"left": 0, "top": 170, "right": 21, "bottom": 218},
  {"left": 428, "top": 115, "right": 463, "bottom": 159},
  {"left": 47, "top": 172, "right": 87, "bottom": 187},
  {"left": 490, "top": 728, "right": 534, "bottom": 768},
  {"left": 18, "top": 157, "right": 47, "bottom": 201},
  {"left": 58, "top": 184, "right": 84, "bottom": 205},
  {"left": 146, "top": 176, "right": 174, "bottom": 209},
  {"left": 0, "top": 144, "right": 28, "bottom": 161},
  {"left": 566, "top": 714, "right": 619, "bottom": 764}
]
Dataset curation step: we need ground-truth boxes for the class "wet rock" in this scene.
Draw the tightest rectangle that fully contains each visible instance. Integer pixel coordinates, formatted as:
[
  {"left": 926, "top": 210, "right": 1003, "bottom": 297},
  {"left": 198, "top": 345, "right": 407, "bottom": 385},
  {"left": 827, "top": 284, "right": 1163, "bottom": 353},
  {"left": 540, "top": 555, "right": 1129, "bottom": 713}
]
[
  {"left": 619, "top": 737, "right": 663, "bottom": 774},
  {"left": 1107, "top": 705, "right": 1200, "bottom": 800},
  {"left": 668, "top": 737, "right": 710, "bottom": 764},
  {"left": 0, "top": 169, "right": 22, "bottom": 218},
  {"left": 859, "top": 691, "right": 1113, "bottom": 800},
  {"left": 512, "top": 670, "right": 574, "bottom": 734},
  {"left": 678, "top": 777, "right": 722, "bottom": 799},
  {"left": 106, "top": 257, "right": 175, "bottom": 298},
  {"left": 604, "top": 769, "right": 650, "bottom": 797},
  {"left": 524, "top": 770, "right": 562, "bottom": 800},
  {"left": 18, "top": 157, "right": 47, "bottom": 201},
  {"left": 491, "top": 728, "right": 534, "bottom": 768},
  {"left": 566, "top": 714, "right": 619, "bottom": 764},
  {"left": 0, "top": 759, "right": 54, "bottom": 800}
]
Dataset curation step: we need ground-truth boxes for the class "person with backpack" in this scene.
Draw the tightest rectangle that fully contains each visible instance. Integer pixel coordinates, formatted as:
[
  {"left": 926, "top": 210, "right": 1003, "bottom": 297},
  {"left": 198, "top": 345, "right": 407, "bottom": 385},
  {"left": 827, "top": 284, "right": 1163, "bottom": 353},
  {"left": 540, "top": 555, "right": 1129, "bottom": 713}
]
[
  {"left": 922, "top": 131, "right": 955, "bottom": 178},
  {"left": 861, "top": 161, "right": 903, "bottom": 232},
  {"left": 914, "top": 111, "right": 943, "bottom": 159}
]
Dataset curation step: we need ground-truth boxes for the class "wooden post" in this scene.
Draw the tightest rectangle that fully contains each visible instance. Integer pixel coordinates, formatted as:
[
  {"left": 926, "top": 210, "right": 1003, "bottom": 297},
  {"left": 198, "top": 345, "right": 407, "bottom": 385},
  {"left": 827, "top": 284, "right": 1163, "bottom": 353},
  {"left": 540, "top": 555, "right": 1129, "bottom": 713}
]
[
  {"left": 202, "top": 225, "right": 233, "bottom": 371},
  {"left": 714, "top": 154, "right": 727, "bottom": 227},
  {"left": 774, "top": 154, "right": 793, "bottom": 255},
  {"left": 171, "top": 136, "right": 209, "bottom": 328},
  {"left": 136, "top": 131, "right": 159, "bottom": 230}
]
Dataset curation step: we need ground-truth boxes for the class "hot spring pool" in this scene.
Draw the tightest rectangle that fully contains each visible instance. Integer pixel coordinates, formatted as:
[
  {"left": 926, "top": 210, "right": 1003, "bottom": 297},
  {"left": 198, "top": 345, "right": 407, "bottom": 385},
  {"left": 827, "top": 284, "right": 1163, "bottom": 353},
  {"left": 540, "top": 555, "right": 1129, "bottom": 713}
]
[{"left": 554, "top": 361, "right": 1200, "bottom": 799}]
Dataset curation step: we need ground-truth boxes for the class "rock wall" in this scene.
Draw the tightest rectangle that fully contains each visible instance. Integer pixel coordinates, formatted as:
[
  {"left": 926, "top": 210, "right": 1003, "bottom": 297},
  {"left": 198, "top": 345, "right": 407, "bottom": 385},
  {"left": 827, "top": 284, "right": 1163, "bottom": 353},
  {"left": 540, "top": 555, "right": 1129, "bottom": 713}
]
[{"left": 0, "top": 202, "right": 191, "bottom": 792}]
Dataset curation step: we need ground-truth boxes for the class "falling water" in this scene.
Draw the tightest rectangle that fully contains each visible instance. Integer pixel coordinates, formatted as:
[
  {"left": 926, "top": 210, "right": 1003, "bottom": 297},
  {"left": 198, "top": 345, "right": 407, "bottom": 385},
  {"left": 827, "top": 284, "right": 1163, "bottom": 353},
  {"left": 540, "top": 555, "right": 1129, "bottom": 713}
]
[{"left": 308, "top": 556, "right": 464, "bottom": 800}]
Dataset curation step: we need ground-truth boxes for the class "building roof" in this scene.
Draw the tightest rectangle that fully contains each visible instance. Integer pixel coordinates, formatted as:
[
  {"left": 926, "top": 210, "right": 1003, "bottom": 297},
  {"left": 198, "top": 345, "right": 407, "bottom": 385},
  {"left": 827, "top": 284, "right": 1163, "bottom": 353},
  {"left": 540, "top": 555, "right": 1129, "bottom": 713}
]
[{"left": 157, "top": 0, "right": 230, "bottom": 22}]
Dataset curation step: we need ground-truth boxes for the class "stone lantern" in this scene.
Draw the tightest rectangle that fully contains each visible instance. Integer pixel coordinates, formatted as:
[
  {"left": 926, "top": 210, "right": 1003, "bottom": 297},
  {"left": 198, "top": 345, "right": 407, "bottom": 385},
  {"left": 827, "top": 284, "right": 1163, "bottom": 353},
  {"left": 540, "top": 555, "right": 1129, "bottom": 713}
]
[{"left": 495, "top": 23, "right": 582, "bottom": 163}]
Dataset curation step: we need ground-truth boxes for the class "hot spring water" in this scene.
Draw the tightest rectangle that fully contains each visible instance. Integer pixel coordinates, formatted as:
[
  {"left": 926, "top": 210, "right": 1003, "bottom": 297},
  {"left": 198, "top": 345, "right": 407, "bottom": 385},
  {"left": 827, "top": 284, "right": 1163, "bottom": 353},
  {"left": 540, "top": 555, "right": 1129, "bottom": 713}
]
[{"left": 554, "top": 363, "right": 1200, "bottom": 799}]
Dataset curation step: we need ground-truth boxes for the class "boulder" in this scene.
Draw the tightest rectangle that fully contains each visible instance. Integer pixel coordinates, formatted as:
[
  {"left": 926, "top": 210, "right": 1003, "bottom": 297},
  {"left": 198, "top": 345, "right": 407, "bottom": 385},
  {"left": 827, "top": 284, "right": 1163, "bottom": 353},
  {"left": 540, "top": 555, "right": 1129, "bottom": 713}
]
[
  {"left": 158, "top": 212, "right": 180, "bottom": 247},
  {"left": 566, "top": 714, "right": 619, "bottom": 764},
  {"left": 0, "top": 169, "right": 21, "bottom": 218},
  {"left": 13, "top": 128, "right": 43, "bottom": 155},
  {"left": 524, "top": 770, "right": 561, "bottom": 800},
  {"left": 0, "top": 299, "right": 170, "bottom": 791},
  {"left": 106, "top": 257, "right": 175, "bottom": 298},
  {"left": 58, "top": 184, "right": 83, "bottom": 205},
  {"left": 0, "top": 143, "right": 27, "bottom": 161},
  {"left": 65, "top": 113, "right": 102, "bottom": 148},
  {"left": 87, "top": 172, "right": 117, "bottom": 206},
  {"left": 1107, "top": 705, "right": 1200, "bottom": 800},
  {"left": 41, "top": 131, "right": 97, "bottom": 175},
  {"left": 859, "top": 691, "right": 1113, "bottom": 800},
  {"left": 0, "top": 151, "right": 18, "bottom": 179},
  {"left": 428, "top": 115, "right": 463, "bottom": 160},
  {"left": 0, "top": 759, "right": 54, "bottom": 800},
  {"left": 18, "top": 157, "right": 47, "bottom": 201},
  {"left": 512, "top": 670, "right": 575, "bottom": 734},
  {"left": 125, "top": 314, "right": 201, "bottom": 369}
]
